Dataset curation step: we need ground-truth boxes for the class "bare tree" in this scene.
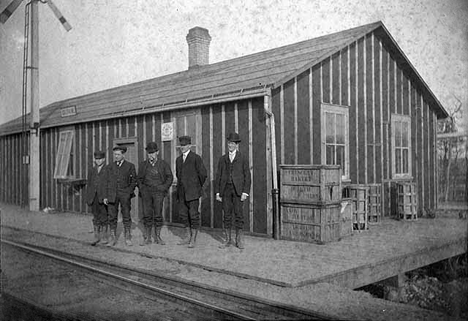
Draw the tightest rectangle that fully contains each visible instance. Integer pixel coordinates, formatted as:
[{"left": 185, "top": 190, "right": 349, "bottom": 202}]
[{"left": 437, "top": 96, "right": 465, "bottom": 202}]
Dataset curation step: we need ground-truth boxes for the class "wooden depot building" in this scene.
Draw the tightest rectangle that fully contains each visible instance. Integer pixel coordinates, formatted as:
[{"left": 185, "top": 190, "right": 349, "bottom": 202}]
[{"left": 0, "top": 21, "right": 448, "bottom": 237}]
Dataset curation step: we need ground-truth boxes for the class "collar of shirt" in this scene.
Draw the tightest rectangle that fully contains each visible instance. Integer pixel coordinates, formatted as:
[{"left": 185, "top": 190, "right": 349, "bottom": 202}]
[
  {"left": 149, "top": 159, "right": 156, "bottom": 166},
  {"left": 229, "top": 150, "right": 236, "bottom": 161},
  {"left": 116, "top": 160, "right": 124, "bottom": 167},
  {"left": 182, "top": 150, "right": 190, "bottom": 161}
]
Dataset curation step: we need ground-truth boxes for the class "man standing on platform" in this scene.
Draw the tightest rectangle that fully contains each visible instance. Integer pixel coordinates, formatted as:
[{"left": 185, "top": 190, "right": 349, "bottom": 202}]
[
  {"left": 215, "top": 132, "right": 251, "bottom": 249},
  {"left": 105, "top": 146, "right": 137, "bottom": 247},
  {"left": 85, "top": 150, "right": 109, "bottom": 246},
  {"left": 176, "top": 136, "right": 207, "bottom": 248},
  {"left": 137, "top": 142, "right": 173, "bottom": 246}
]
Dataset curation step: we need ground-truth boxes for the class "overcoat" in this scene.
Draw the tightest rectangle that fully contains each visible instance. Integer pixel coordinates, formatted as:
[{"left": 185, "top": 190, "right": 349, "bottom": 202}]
[
  {"left": 214, "top": 151, "right": 251, "bottom": 197},
  {"left": 176, "top": 151, "right": 207, "bottom": 201},
  {"left": 106, "top": 160, "right": 137, "bottom": 203},
  {"left": 85, "top": 165, "right": 109, "bottom": 205}
]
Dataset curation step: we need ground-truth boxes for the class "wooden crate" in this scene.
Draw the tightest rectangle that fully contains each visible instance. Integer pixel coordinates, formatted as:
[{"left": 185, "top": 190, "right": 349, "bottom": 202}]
[
  {"left": 397, "top": 182, "right": 417, "bottom": 220},
  {"left": 281, "top": 203, "right": 341, "bottom": 244},
  {"left": 367, "top": 184, "right": 382, "bottom": 224},
  {"left": 340, "top": 199, "right": 353, "bottom": 238},
  {"left": 280, "top": 165, "right": 341, "bottom": 204},
  {"left": 344, "top": 185, "right": 369, "bottom": 231}
]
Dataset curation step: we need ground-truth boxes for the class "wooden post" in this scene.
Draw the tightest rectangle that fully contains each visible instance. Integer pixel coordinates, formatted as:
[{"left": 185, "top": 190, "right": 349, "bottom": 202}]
[
  {"left": 264, "top": 91, "right": 280, "bottom": 239},
  {"left": 29, "top": 0, "right": 40, "bottom": 211}
]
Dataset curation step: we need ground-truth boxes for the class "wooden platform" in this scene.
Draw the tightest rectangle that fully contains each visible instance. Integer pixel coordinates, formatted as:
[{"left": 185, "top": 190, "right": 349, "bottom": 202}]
[{"left": 1, "top": 203, "right": 467, "bottom": 290}]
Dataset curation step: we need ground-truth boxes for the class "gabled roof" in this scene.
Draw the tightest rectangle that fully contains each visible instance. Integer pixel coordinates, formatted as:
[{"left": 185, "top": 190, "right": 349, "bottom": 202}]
[{"left": 0, "top": 21, "right": 447, "bottom": 136}]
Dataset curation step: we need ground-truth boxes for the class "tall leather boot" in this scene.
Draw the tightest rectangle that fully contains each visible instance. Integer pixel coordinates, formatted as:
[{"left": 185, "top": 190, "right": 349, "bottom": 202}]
[
  {"left": 218, "top": 228, "right": 232, "bottom": 249},
  {"left": 99, "top": 225, "right": 108, "bottom": 245},
  {"left": 91, "top": 224, "right": 100, "bottom": 246},
  {"left": 139, "top": 226, "right": 149, "bottom": 246},
  {"left": 236, "top": 229, "right": 244, "bottom": 249},
  {"left": 188, "top": 229, "right": 198, "bottom": 248},
  {"left": 154, "top": 226, "right": 165, "bottom": 245},
  {"left": 124, "top": 227, "right": 133, "bottom": 246},
  {"left": 177, "top": 227, "right": 192, "bottom": 245},
  {"left": 107, "top": 228, "right": 117, "bottom": 247}
]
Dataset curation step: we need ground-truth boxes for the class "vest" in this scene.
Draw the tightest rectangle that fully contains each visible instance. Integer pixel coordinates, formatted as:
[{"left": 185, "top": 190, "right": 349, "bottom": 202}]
[{"left": 144, "top": 163, "right": 163, "bottom": 187}]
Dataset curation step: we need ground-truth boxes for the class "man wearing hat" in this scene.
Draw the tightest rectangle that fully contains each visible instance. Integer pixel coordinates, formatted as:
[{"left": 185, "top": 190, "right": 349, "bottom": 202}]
[
  {"left": 215, "top": 132, "right": 251, "bottom": 249},
  {"left": 175, "top": 135, "right": 207, "bottom": 248},
  {"left": 85, "top": 150, "right": 109, "bottom": 246},
  {"left": 137, "top": 142, "right": 173, "bottom": 246},
  {"left": 105, "top": 145, "right": 137, "bottom": 246}
]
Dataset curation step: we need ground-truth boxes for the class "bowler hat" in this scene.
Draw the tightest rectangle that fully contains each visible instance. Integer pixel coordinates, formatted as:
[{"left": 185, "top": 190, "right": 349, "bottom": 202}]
[
  {"left": 113, "top": 146, "right": 127, "bottom": 153},
  {"left": 226, "top": 132, "right": 241, "bottom": 143},
  {"left": 178, "top": 136, "right": 192, "bottom": 146},
  {"left": 94, "top": 150, "right": 106, "bottom": 159},
  {"left": 145, "top": 142, "right": 159, "bottom": 153}
]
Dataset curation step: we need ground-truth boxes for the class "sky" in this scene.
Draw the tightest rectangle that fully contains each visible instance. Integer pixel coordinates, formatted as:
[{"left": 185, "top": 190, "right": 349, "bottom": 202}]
[{"left": 0, "top": 0, "right": 467, "bottom": 130}]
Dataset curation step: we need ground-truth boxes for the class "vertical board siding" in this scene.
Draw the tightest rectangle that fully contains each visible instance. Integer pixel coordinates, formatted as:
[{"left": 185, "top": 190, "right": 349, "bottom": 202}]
[
  {"left": 341, "top": 47, "right": 349, "bottom": 107},
  {"left": 349, "top": 42, "right": 357, "bottom": 181},
  {"left": 312, "top": 64, "right": 322, "bottom": 164},
  {"left": 322, "top": 58, "right": 331, "bottom": 104},
  {"left": 272, "top": 86, "right": 282, "bottom": 170},
  {"left": 297, "top": 70, "right": 311, "bottom": 164},
  {"left": 366, "top": 34, "right": 374, "bottom": 184},
  {"left": 357, "top": 38, "right": 365, "bottom": 184},
  {"left": 201, "top": 107, "right": 212, "bottom": 227},
  {"left": 332, "top": 53, "right": 340, "bottom": 104},
  {"left": 212, "top": 105, "right": 224, "bottom": 229},
  {"left": 237, "top": 100, "right": 251, "bottom": 231},
  {"left": 374, "top": 37, "right": 382, "bottom": 184},
  {"left": 252, "top": 98, "right": 267, "bottom": 234},
  {"left": 283, "top": 78, "right": 295, "bottom": 164}
]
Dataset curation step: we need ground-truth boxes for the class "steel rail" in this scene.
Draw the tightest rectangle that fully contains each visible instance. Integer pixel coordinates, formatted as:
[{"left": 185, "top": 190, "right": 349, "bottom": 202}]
[{"left": 3, "top": 239, "right": 258, "bottom": 320}]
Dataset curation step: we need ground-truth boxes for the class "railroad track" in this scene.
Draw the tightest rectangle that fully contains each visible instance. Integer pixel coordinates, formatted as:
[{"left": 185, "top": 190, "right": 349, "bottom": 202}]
[{"left": 2, "top": 238, "right": 338, "bottom": 320}]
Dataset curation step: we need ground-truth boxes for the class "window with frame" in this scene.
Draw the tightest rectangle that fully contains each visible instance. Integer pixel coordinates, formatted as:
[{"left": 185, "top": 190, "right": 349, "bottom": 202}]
[
  {"left": 391, "top": 114, "right": 412, "bottom": 178},
  {"left": 54, "top": 130, "right": 74, "bottom": 179},
  {"left": 321, "top": 103, "right": 349, "bottom": 179}
]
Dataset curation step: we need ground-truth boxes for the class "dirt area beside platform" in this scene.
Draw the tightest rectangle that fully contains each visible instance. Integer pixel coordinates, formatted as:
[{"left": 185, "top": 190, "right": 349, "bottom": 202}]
[{"left": 1, "top": 226, "right": 461, "bottom": 321}]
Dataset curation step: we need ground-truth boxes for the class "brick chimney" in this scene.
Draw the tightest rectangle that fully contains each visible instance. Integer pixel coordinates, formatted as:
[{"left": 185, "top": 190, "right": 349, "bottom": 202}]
[{"left": 186, "top": 27, "right": 211, "bottom": 69}]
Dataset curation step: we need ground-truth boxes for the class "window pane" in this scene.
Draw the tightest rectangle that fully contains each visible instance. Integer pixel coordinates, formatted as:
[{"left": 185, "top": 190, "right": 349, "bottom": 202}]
[
  {"left": 402, "top": 149, "right": 408, "bottom": 173},
  {"left": 395, "top": 148, "right": 401, "bottom": 174},
  {"left": 336, "top": 145, "right": 344, "bottom": 172},
  {"left": 402, "top": 121, "right": 409, "bottom": 147},
  {"left": 336, "top": 114, "right": 344, "bottom": 144},
  {"left": 395, "top": 122, "right": 401, "bottom": 147},
  {"left": 326, "top": 145, "right": 335, "bottom": 164},
  {"left": 326, "top": 112, "right": 335, "bottom": 144}
]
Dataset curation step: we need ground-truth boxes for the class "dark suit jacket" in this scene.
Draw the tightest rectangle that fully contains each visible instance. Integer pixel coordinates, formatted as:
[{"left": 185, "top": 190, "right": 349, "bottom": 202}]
[
  {"left": 176, "top": 151, "right": 207, "bottom": 201},
  {"left": 137, "top": 159, "right": 173, "bottom": 196},
  {"left": 106, "top": 160, "right": 137, "bottom": 203},
  {"left": 214, "top": 151, "right": 251, "bottom": 197},
  {"left": 85, "top": 165, "right": 108, "bottom": 206}
]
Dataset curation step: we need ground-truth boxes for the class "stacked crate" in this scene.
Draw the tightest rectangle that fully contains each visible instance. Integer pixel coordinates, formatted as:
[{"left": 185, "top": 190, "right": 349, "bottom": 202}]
[
  {"left": 280, "top": 165, "right": 342, "bottom": 244},
  {"left": 367, "top": 183, "right": 382, "bottom": 224},
  {"left": 397, "top": 182, "right": 417, "bottom": 220},
  {"left": 344, "top": 185, "right": 369, "bottom": 231}
]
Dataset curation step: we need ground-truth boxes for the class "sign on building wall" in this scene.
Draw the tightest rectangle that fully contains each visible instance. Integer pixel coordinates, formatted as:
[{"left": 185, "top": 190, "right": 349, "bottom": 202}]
[{"left": 161, "top": 122, "right": 174, "bottom": 141}]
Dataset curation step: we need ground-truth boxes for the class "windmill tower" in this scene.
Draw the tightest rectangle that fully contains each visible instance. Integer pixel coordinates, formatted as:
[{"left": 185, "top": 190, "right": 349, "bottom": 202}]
[{"left": 1, "top": 0, "right": 71, "bottom": 211}]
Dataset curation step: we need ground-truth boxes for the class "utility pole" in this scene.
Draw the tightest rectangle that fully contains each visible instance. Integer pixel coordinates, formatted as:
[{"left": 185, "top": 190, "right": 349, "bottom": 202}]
[{"left": 29, "top": 0, "right": 40, "bottom": 211}]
